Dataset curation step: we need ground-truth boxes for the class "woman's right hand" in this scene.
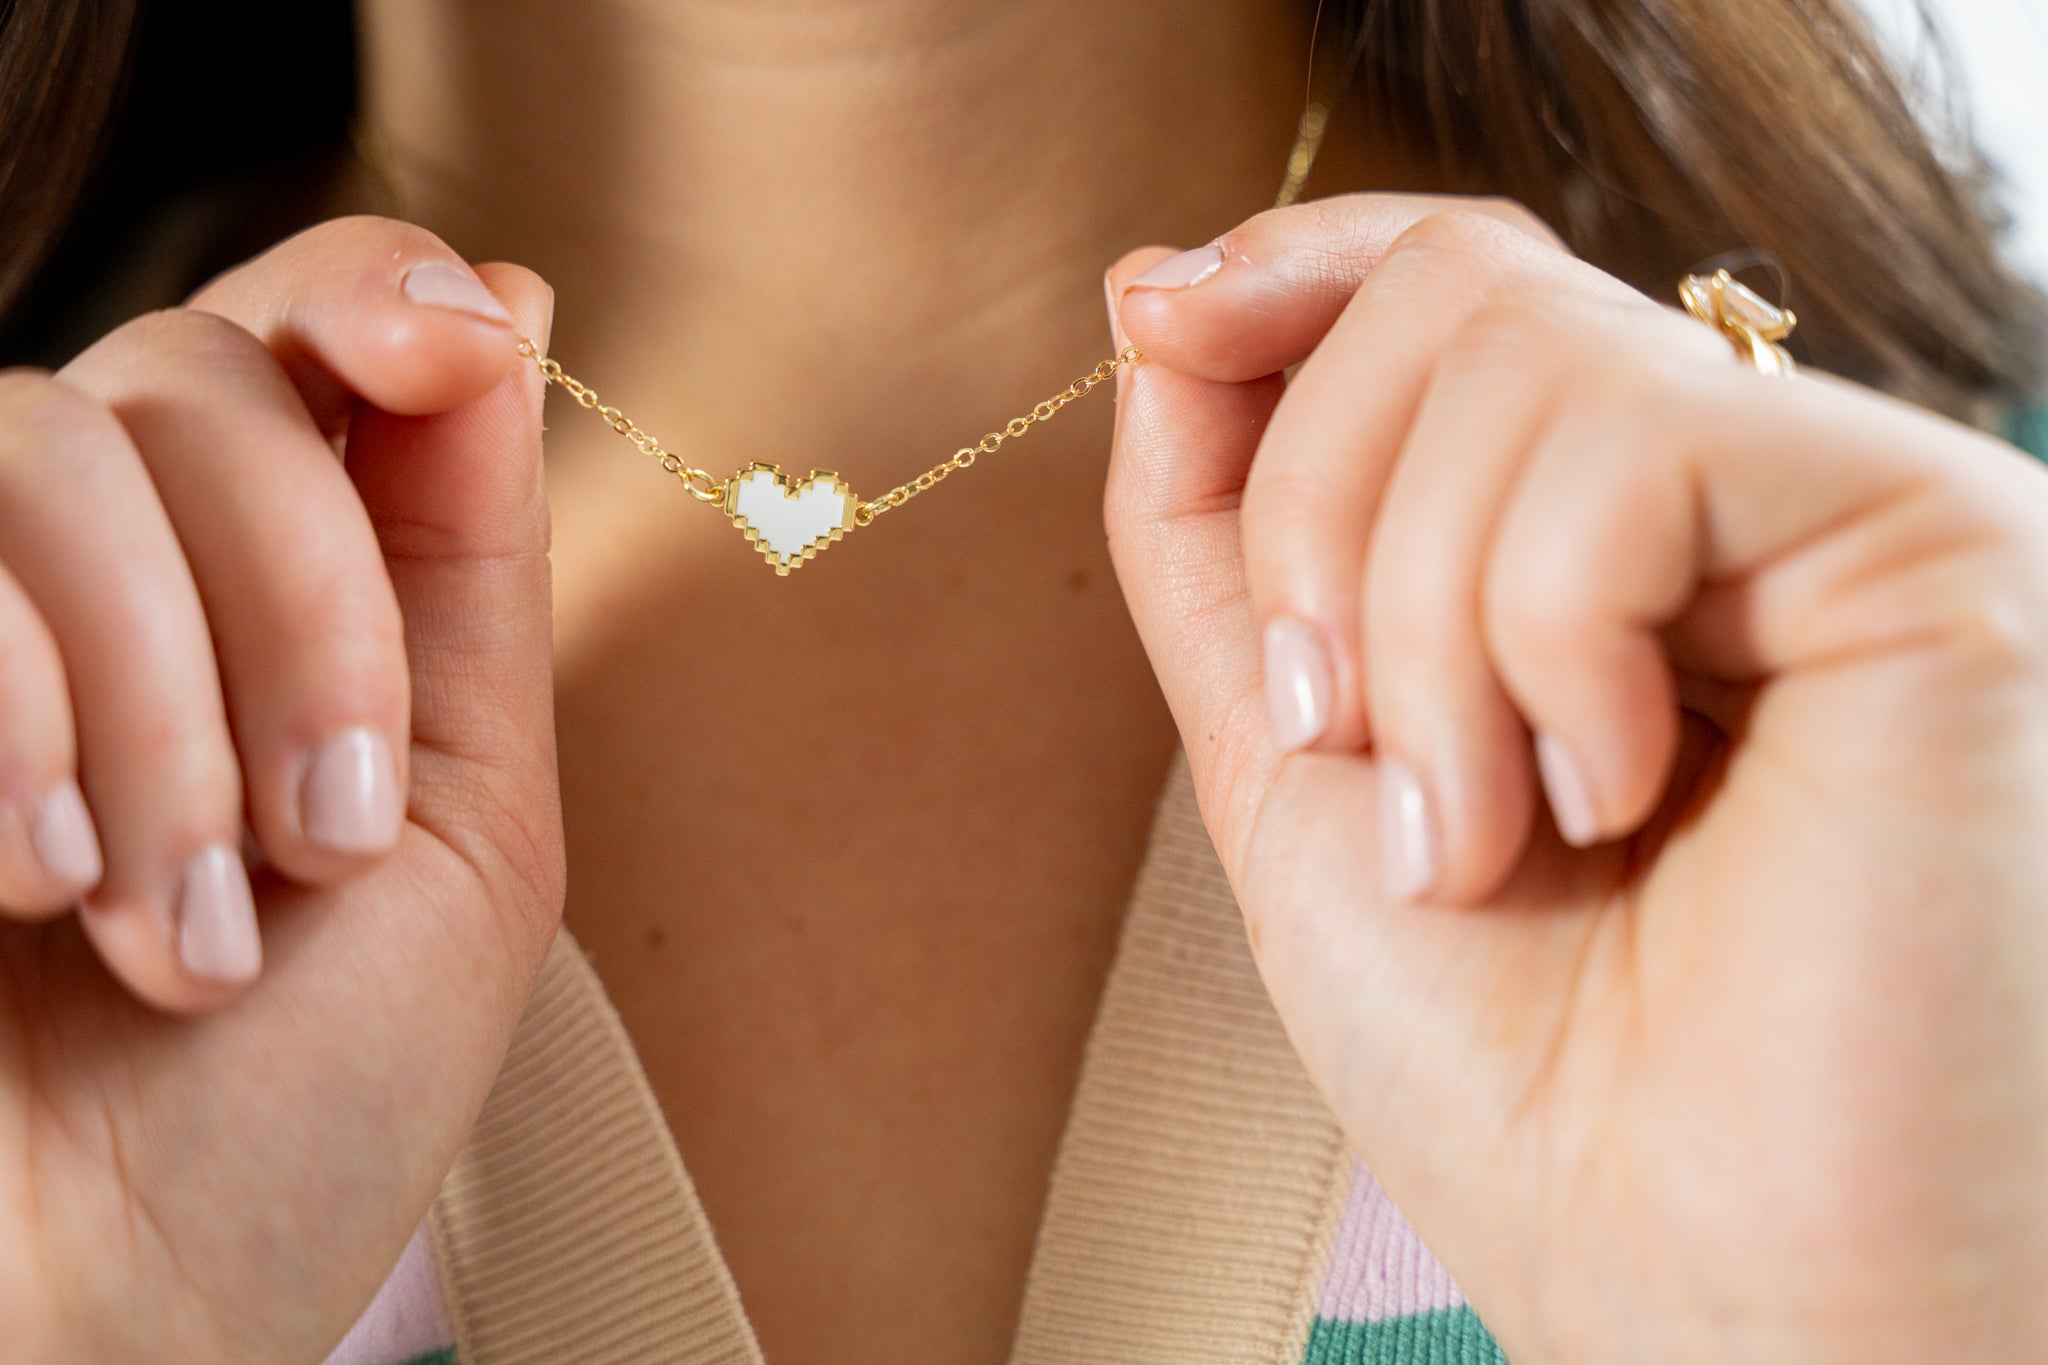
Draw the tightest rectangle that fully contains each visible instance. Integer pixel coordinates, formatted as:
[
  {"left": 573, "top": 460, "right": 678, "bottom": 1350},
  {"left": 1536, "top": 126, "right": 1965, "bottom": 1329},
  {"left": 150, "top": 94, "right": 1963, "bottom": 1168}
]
[{"left": 0, "top": 217, "right": 567, "bottom": 1364}]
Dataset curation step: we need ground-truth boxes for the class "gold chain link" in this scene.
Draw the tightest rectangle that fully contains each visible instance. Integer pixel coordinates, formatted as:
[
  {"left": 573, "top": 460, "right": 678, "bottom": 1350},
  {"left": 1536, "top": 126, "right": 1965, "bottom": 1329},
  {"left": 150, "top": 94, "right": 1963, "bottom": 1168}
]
[
  {"left": 515, "top": 337, "right": 1142, "bottom": 524},
  {"left": 852, "top": 346, "right": 1141, "bottom": 525},
  {"left": 377, "top": 43, "right": 1336, "bottom": 562},
  {"left": 515, "top": 338, "right": 727, "bottom": 504},
  {"left": 509, "top": 96, "right": 1328, "bottom": 535}
]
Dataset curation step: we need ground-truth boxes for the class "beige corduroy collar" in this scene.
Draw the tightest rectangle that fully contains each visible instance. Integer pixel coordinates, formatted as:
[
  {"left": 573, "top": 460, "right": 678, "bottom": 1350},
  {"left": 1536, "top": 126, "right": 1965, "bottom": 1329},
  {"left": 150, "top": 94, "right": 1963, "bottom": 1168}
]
[{"left": 426, "top": 756, "right": 1350, "bottom": 1364}]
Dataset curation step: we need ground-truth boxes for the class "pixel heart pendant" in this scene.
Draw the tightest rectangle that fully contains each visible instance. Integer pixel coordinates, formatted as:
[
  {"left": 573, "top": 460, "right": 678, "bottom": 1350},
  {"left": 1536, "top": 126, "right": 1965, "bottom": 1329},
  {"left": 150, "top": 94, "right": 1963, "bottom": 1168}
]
[
  {"left": 518, "top": 336, "right": 1138, "bottom": 579},
  {"left": 722, "top": 462, "right": 860, "bottom": 575}
]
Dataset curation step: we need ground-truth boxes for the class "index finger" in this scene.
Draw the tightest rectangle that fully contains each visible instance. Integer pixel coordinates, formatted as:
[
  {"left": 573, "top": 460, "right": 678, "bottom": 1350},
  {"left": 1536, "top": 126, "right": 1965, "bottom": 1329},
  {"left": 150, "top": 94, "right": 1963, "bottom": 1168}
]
[
  {"left": 1112, "top": 192, "right": 1568, "bottom": 384},
  {"left": 187, "top": 215, "right": 525, "bottom": 431}
]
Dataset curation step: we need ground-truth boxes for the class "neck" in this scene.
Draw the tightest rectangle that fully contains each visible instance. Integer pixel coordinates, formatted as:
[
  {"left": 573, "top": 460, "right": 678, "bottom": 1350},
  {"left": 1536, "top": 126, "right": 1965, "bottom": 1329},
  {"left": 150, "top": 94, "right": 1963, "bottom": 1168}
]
[
  {"left": 358, "top": 0, "right": 1315, "bottom": 427},
  {"left": 356, "top": 0, "right": 1351, "bottom": 655}
]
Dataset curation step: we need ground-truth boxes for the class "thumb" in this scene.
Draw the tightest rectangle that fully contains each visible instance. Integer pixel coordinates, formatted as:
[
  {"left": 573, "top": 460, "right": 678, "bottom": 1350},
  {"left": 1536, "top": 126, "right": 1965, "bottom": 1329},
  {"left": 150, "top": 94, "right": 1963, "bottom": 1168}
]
[
  {"left": 343, "top": 262, "right": 560, "bottom": 905},
  {"left": 1102, "top": 249, "right": 1286, "bottom": 869}
]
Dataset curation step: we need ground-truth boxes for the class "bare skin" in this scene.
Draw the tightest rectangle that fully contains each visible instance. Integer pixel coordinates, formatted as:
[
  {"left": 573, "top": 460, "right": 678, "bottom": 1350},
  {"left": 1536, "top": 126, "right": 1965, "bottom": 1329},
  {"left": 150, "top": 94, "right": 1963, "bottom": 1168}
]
[
  {"left": 355, "top": 0, "right": 1338, "bottom": 1358},
  {"left": 4, "top": 2, "right": 2046, "bottom": 1363}
]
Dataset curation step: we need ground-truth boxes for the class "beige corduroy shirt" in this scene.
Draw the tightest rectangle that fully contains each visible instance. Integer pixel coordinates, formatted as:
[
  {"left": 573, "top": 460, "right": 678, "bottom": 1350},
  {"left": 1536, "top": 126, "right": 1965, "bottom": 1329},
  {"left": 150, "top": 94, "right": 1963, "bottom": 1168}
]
[{"left": 420, "top": 756, "right": 1357, "bottom": 1363}]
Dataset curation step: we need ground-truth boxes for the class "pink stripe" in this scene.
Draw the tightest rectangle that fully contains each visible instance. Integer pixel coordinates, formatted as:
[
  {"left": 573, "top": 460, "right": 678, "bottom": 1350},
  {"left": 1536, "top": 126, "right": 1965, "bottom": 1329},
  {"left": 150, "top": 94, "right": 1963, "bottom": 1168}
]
[
  {"left": 1315, "top": 1161, "right": 1467, "bottom": 1324},
  {"left": 324, "top": 1221, "right": 456, "bottom": 1365}
]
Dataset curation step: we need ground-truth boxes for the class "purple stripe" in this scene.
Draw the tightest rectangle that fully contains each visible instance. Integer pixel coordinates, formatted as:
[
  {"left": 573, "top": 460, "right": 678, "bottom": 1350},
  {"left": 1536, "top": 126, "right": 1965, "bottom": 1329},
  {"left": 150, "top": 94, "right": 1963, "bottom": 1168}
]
[
  {"left": 1314, "top": 1161, "right": 1467, "bottom": 1324},
  {"left": 324, "top": 1222, "right": 456, "bottom": 1365}
]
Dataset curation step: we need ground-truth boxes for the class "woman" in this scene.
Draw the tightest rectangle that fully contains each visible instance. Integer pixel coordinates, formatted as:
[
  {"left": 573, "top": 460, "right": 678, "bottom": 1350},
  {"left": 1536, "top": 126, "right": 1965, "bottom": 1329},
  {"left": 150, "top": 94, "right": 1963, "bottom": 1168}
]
[{"left": 2, "top": 0, "right": 2046, "bottom": 1361}]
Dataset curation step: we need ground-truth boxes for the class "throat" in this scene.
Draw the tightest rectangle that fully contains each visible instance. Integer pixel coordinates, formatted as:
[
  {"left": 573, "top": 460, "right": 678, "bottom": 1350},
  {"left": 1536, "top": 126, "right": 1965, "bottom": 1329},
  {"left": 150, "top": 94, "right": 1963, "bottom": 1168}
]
[{"left": 355, "top": 0, "right": 1313, "bottom": 491}]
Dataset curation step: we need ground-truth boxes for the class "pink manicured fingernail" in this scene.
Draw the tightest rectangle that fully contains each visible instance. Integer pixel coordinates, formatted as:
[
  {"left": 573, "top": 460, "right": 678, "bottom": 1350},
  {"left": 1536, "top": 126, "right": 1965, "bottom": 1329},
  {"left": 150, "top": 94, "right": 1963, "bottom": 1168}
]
[
  {"left": 1378, "top": 758, "right": 1440, "bottom": 902},
  {"left": 402, "top": 261, "right": 514, "bottom": 326},
  {"left": 301, "top": 727, "right": 402, "bottom": 854},
  {"left": 1129, "top": 243, "right": 1224, "bottom": 291},
  {"left": 30, "top": 781, "right": 102, "bottom": 889},
  {"left": 1536, "top": 733, "right": 1600, "bottom": 848},
  {"left": 175, "top": 844, "right": 262, "bottom": 984},
  {"left": 1264, "top": 618, "right": 1333, "bottom": 751}
]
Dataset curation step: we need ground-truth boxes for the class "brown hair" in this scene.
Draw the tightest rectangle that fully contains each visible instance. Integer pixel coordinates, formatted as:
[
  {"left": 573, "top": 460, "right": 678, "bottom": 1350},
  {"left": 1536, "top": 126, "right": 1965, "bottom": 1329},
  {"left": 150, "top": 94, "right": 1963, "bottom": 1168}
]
[
  {"left": 0, "top": 0, "right": 137, "bottom": 318},
  {"left": 3, "top": 0, "right": 2045, "bottom": 415},
  {"left": 1334, "top": 0, "right": 2046, "bottom": 416}
]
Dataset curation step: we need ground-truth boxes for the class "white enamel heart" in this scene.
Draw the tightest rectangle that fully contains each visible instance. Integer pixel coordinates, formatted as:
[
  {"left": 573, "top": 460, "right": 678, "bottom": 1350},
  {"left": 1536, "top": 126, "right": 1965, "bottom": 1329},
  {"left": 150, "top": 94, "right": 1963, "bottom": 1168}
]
[{"left": 723, "top": 463, "right": 857, "bottom": 573}]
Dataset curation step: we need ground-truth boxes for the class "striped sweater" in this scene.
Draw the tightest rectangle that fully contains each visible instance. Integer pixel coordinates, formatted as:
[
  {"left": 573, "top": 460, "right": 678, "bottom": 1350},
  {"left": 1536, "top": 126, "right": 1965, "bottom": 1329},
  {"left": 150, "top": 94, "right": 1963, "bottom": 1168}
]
[{"left": 323, "top": 407, "right": 2048, "bottom": 1365}]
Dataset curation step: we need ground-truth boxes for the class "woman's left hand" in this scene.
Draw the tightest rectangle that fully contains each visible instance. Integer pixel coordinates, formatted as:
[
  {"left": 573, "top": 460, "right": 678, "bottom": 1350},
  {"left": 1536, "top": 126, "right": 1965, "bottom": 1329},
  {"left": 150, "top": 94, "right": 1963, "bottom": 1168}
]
[{"left": 1104, "top": 195, "right": 2048, "bottom": 1365}]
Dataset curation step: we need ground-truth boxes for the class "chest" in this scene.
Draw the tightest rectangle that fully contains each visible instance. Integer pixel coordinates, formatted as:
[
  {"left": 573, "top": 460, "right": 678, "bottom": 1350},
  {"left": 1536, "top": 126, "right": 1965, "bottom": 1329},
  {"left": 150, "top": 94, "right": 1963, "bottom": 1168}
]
[
  {"left": 403, "top": 760, "right": 1507, "bottom": 1365},
  {"left": 550, "top": 507, "right": 1178, "bottom": 1362}
]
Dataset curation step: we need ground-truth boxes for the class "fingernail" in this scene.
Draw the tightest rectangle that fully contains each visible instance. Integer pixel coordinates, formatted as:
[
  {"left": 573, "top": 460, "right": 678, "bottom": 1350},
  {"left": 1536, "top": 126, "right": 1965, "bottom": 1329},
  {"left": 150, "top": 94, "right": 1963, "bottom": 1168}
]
[
  {"left": 402, "top": 261, "right": 514, "bottom": 326},
  {"left": 300, "top": 727, "right": 402, "bottom": 854},
  {"left": 175, "top": 844, "right": 262, "bottom": 984},
  {"left": 30, "top": 781, "right": 102, "bottom": 889},
  {"left": 1378, "top": 757, "right": 1440, "bottom": 902},
  {"left": 1535, "top": 732, "right": 1600, "bottom": 847},
  {"left": 1128, "top": 243, "right": 1224, "bottom": 291},
  {"left": 1264, "top": 618, "right": 1333, "bottom": 751}
]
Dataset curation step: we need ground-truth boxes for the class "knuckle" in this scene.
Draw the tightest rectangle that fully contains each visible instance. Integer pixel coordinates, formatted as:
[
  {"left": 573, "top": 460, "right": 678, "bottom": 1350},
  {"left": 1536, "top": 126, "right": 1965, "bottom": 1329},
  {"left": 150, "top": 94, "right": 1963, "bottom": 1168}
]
[
  {"left": 121, "top": 305, "right": 260, "bottom": 356},
  {"left": 1240, "top": 478, "right": 1355, "bottom": 599},
  {"left": 308, "top": 212, "right": 452, "bottom": 258},
  {"left": 1899, "top": 551, "right": 2048, "bottom": 698},
  {"left": 1559, "top": 345, "right": 1688, "bottom": 430},
  {"left": 1941, "top": 579, "right": 2048, "bottom": 675},
  {"left": 1468, "top": 195, "right": 1567, "bottom": 251},
  {"left": 1242, "top": 193, "right": 1564, "bottom": 267},
  {"left": 1228, "top": 195, "right": 1400, "bottom": 293},
  {"left": 1482, "top": 548, "right": 1586, "bottom": 671},
  {"left": 1386, "top": 209, "right": 1528, "bottom": 273},
  {"left": 1241, "top": 457, "right": 1333, "bottom": 532},
  {"left": 0, "top": 368, "right": 97, "bottom": 433},
  {"left": 0, "top": 371, "right": 127, "bottom": 471},
  {"left": 192, "top": 213, "right": 461, "bottom": 305},
  {"left": 0, "top": 367, "right": 56, "bottom": 421},
  {"left": 82, "top": 307, "right": 270, "bottom": 383},
  {"left": 1290, "top": 198, "right": 1395, "bottom": 282},
  {"left": 1363, "top": 557, "right": 1450, "bottom": 661},
  {"left": 1447, "top": 295, "right": 1571, "bottom": 373},
  {"left": 1917, "top": 488, "right": 2048, "bottom": 679}
]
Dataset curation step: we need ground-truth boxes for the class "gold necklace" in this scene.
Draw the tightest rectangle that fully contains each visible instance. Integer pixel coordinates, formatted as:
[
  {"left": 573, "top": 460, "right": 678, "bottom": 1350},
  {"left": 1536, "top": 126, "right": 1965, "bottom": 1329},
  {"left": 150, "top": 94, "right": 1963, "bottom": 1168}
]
[
  {"left": 364, "top": 93, "right": 1332, "bottom": 577},
  {"left": 515, "top": 338, "right": 1141, "bottom": 575}
]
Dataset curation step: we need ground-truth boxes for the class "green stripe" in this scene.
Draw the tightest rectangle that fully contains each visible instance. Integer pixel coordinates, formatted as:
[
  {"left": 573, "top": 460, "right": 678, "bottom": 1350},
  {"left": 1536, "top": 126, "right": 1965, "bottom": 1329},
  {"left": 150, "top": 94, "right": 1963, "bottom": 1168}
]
[
  {"left": 389, "top": 1351, "right": 458, "bottom": 1365},
  {"left": 1301, "top": 1306, "right": 1508, "bottom": 1365},
  {"left": 2009, "top": 401, "right": 2048, "bottom": 464}
]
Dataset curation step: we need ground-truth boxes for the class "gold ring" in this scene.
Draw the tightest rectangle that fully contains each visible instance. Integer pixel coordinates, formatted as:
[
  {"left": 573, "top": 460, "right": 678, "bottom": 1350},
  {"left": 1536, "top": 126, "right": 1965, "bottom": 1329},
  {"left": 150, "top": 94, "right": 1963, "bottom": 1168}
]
[{"left": 1679, "top": 268, "right": 1798, "bottom": 377}]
